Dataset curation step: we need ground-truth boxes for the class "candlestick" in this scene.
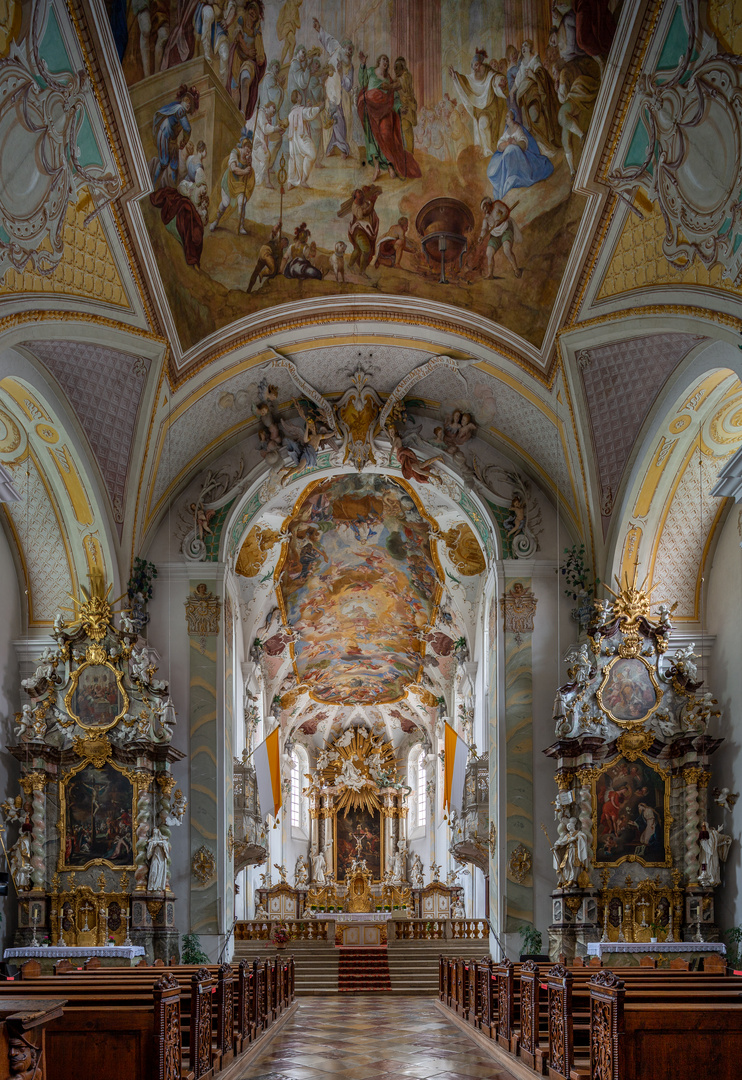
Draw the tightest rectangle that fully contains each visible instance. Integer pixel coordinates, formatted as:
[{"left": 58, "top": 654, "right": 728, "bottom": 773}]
[
  {"left": 30, "top": 908, "right": 39, "bottom": 947},
  {"left": 123, "top": 910, "right": 133, "bottom": 947}
]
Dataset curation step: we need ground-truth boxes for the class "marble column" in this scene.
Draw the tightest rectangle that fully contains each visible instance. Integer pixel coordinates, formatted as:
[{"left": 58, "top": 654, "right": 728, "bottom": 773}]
[
  {"left": 20, "top": 772, "right": 47, "bottom": 891},
  {"left": 683, "top": 765, "right": 702, "bottom": 885}
]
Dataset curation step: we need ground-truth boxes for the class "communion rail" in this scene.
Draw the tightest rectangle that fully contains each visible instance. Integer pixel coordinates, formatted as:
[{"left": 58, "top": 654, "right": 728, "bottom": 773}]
[{"left": 235, "top": 918, "right": 489, "bottom": 942}]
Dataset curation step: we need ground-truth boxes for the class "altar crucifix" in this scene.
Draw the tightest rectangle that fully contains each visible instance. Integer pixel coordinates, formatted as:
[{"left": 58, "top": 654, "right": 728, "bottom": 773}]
[{"left": 79, "top": 899, "right": 95, "bottom": 932}]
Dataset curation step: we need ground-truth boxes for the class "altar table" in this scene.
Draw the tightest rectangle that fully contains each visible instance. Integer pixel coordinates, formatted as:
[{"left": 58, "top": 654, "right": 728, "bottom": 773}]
[
  {"left": 586, "top": 941, "right": 726, "bottom": 968},
  {"left": 4, "top": 945, "right": 145, "bottom": 973}
]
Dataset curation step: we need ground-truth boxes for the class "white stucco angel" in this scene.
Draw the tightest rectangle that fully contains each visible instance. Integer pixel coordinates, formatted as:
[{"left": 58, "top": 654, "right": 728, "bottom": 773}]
[
  {"left": 337, "top": 757, "right": 367, "bottom": 792},
  {"left": 553, "top": 818, "right": 590, "bottom": 887},
  {"left": 570, "top": 643, "right": 593, "bottom": 687},
  {"left": 672, "top": 643, "right": 698, "bottom": 682},
  {"left": 255, "top": 900, "right": 268, "bottom": 919},
  {"left": 698, "top": 821, "right": 732, "bottom": 887},
  {"left": 312, "top": 850, "right": 326, "bottom": 884},
  {"left": 430, "top": 861, "right": 441, "bottom": 882},
  {"left": 165, "top": 789, "right": 187, "bottom": 827},
  {"left": 131, "top": 649, "right": 150, "bottom": 684},
  {"left": 410, "top": 853, "right": 424, "bottom": 888},
  {"left": 273, "top": 863, "right": 288, "bottom": 883},
  {"left": 713, "top": 787, "right": 739, "bottom": 814},
  {"left": 294, "top": 855, "right": 309, "bottom": 886},
  {"left": 316, "top": 748, "right": 336, "bottom": 770},
  {"left": 335, "top": 729, "right": 355, "bottom": 748},
  {"left": 21, "top": 647, "right": 58, "bottom": 691},
  {"left": 146, "top": 827, "right": 170, "bottom": 892},
  {"left": 14, "top": 705, "right": 35, "bottom": 742},
  {"left": 121, "top": 611, "right": 136, "bottom": 635}
]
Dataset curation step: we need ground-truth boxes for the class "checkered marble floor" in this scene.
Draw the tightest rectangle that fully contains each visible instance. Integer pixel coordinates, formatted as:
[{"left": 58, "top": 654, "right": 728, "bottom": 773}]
[{"left": 237, "top": 996, "right": 519, "bottom": 1080}]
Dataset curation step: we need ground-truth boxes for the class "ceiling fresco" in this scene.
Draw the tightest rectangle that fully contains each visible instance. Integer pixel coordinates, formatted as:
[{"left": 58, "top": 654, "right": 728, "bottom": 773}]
[
  {"left": 276, "top": 472, "right": 442, "bottom": 705},
  {"left": 118, "top": 0, "right": 619, "bottom": 354}
]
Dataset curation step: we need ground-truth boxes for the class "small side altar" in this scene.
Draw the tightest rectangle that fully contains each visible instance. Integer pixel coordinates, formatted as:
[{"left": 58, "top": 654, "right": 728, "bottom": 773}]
[
  {"left": 4, "top": 944, "right": 145, "bottom": 974},
  {"left": 586, "top": 940, "right": 725, "bottom": 969}
]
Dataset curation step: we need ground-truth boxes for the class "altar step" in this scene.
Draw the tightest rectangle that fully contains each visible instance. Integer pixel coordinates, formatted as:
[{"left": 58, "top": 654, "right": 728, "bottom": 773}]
[
  {"left": 338, "top": 946, "right": 391, "bottom": 992},
  {"left": 233, "top": 937, "right": 480, "bottom": 995},
  {"left": 388, "top": 941, "right": 486, "bottom": 994},
  {"left": 233, "top": 940, "right": 339, "bottom": 993}
]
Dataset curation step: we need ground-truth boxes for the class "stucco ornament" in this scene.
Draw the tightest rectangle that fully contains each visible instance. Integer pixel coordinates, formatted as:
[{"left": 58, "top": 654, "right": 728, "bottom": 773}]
[
  {"left": 0, "top": 0, "right": 120, "bottom": 278},
  {"left": 609, "top": 0, "right": 742, "bottom": 280}
]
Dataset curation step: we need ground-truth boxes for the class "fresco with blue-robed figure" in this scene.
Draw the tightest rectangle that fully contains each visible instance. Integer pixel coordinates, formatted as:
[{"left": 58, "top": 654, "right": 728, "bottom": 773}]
[{"left": 116, "top": 0, "right": 615, "bottom": 353}]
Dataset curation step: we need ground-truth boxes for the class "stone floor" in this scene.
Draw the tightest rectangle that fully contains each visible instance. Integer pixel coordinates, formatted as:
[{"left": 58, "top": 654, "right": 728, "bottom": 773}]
[{"left": 237, "top": 996, "right": 519, "bottom": 1080}]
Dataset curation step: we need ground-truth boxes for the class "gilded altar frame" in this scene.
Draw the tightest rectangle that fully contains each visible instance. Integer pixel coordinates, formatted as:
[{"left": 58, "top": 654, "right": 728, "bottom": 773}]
[
  {"left": 595, "top": 655, "right": 662, "bottom": 729},
  {"left": 63, "top": 657, "right": 129, "bottom": 733},
  {"left": 57, "top": 757, "right": 142, "bottom": 872},
  {"left": 591, "top": 752, "right": 672, "bottom": 869}
]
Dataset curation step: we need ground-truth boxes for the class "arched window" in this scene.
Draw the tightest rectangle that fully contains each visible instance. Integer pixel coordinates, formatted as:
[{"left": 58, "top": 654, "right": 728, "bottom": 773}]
[
  {"left": 290, "top": 745, "right": 309, "bottom": 835},
  {"left": 417, "top": 753, "right": 427, "bottom": 829},
  {"left": 408, "top": 745, "right": 427, "bottom": 833}
]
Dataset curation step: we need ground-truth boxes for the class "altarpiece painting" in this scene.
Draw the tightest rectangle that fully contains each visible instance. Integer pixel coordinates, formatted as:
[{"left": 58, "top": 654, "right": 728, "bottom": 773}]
[
  {"left": 60, "top": 761, "right": 136, "bottom": 871},
  {"left": 336, "top": 806, "right": 382, "bottom": 881},
  {"left": 593, "top": 754, "right": 670, "bottom": 868}
]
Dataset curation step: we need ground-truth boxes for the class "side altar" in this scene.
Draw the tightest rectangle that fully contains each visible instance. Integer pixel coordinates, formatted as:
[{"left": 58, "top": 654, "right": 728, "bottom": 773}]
[
  {"left": 1, "top": 574, "right": 186, "bottom": 962},
  {"left": 543, "top": 579, "right": 733, "bottom": 964}
]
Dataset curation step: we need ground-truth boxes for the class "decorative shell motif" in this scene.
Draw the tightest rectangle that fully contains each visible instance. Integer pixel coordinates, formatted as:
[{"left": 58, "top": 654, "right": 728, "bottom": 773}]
[
  {"left": 508, "top": 842, "right": 532, "bottom": 884},
  {"left": 191, "top": 846, "right": 217, "bottom": 885}
]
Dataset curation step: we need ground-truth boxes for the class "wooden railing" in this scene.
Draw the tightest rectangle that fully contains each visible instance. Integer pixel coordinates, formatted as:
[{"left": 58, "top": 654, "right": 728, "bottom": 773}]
[
  {"left": 237, "top": 917, "right": 490, "bottom": 942},
  {"left": 391, "top": 918, "right": 490, "bottom": 940},
  {"left": 235, "top": 920, "right": 333, "bottom": 941}
]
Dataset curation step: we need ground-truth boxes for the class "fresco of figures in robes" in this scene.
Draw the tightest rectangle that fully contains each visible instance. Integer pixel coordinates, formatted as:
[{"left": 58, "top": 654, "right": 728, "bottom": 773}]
[{"left": 115, "top": 0, "right": 617, "bottom": 352}]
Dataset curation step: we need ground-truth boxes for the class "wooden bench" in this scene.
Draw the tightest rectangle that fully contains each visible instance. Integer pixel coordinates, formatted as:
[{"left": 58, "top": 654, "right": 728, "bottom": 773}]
[
  {"left": 0, "top": 957, "right": 294, "bottom": 1080},
  {"left": 438, "top": 955, "right": 742, "bottom": 1079}
]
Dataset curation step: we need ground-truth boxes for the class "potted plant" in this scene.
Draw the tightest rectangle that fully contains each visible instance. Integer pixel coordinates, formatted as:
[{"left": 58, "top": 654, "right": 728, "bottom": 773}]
[
  {"left": 649, "top": 921, "right": 663, "bottom": 943},
  {"left": 724, "top": 926, "right": 742, "bottom": 968},
  {"left": 518, "top": 924, "right": 547, "bottom": 961},
  {"left": 182, "top": 932, "right": 209, "bottom": 965}
]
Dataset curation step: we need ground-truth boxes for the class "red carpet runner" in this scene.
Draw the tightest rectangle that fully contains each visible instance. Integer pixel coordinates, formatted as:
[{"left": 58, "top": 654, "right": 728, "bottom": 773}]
[{"left": 337, "top": 946, "right": 392, "bottom": 992}]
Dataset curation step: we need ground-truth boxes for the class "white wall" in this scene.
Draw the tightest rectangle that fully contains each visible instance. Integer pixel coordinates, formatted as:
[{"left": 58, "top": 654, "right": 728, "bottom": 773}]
[{"left": 707, "top": 504, "right": 742, "bottom": 935}]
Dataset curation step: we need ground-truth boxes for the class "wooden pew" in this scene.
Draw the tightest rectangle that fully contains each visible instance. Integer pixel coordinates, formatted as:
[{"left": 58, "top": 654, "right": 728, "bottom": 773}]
[
  {"left": 589, "top": 969, "right": 742, "bottom": 1080},
  {"left": 439, "top": 955, "right": 742, "bottom": 1080}
]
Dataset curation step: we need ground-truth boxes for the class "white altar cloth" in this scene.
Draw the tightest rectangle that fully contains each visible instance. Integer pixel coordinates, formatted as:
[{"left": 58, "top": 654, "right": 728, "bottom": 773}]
[
  {"left": 4, "top": 945, "right": 145, "bottom": 960},
  {"left": 587, "top": 941, "right": 725, "bottom": 956},
  {"left": 332, "top": 912, "right": 389, "bottom": 923}
]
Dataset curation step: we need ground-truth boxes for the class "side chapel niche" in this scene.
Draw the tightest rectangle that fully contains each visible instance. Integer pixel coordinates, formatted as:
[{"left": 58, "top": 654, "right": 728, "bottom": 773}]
[
  {"left": 544, "top": 579, "right": 730, "bottom": 960},
  {"left": 2, "top": 573, "right": 186, "bottom": 961}
]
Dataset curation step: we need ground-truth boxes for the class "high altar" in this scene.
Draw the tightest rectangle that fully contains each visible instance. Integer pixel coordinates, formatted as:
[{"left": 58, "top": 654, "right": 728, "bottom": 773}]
[
  {"left": 1, "top": 575, "right": 185, "bottom": 962},
  {"left": 544, "top": 579, "right": 731, "bottom": 964},
  {"left": 254, "top": 728, "right": 461, "bottom": 928}
]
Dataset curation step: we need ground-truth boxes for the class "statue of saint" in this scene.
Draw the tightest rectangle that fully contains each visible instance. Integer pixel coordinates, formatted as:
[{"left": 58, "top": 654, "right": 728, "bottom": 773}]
[
  {"left": 553, "top": 818, "right": 589, "bottom": 887},
  {"left": 312, "top": 850, "right": 327, "bottom": 884},
  {"left": 146, "top": 827, "right": 170, "bottom": 892},
  {"left": 699, "top": 821, "right": 732, "bottom": 887}
]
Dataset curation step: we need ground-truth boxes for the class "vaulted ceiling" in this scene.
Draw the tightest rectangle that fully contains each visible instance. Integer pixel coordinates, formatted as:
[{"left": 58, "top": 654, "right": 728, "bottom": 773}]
[{"left": 1, "top": 0, "right": 741, "bottom": 636}]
